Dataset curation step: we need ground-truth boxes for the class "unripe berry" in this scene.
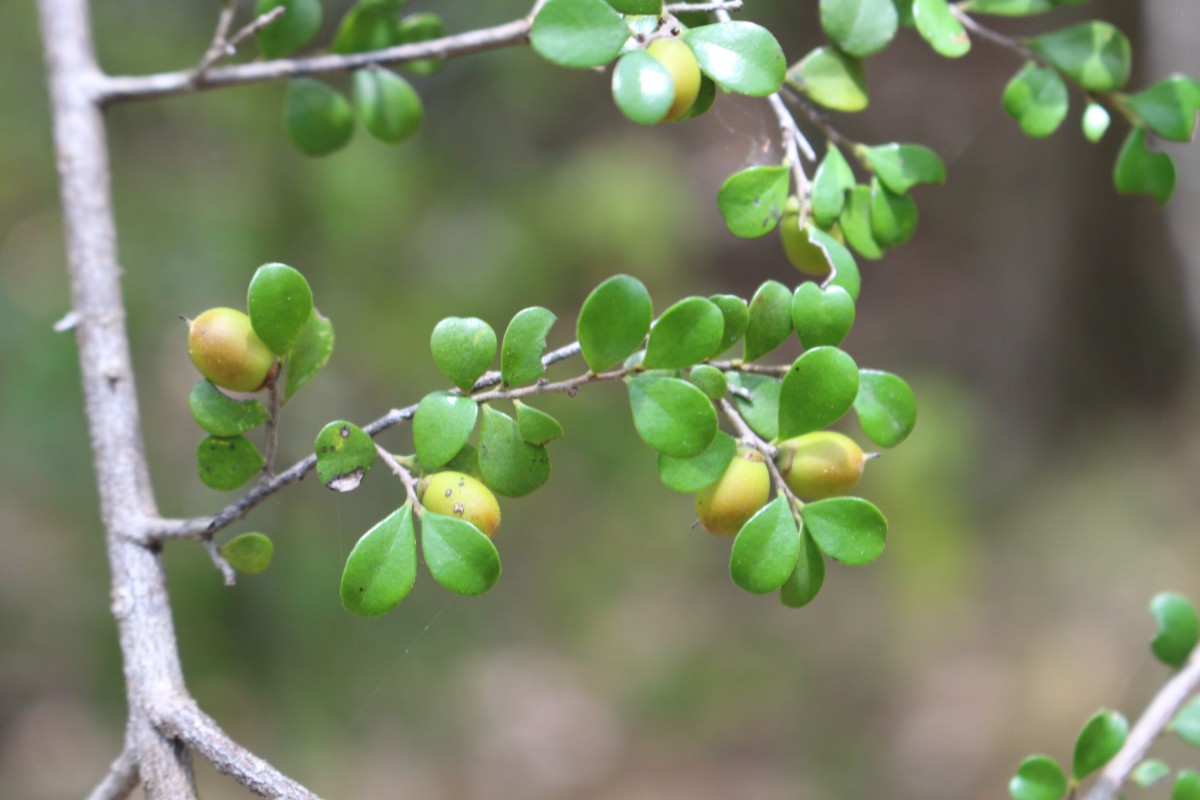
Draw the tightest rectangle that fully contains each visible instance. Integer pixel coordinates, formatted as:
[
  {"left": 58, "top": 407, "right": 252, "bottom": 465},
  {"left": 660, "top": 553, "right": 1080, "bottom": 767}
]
[
  {"left": 695, "top": 447, "right": 770, "bottom": 537},
  {"left": 418, "top": 471, "right": 501, "bottom": 538},
  {"left": 187, "top": 307, "right": 275, "bottom": 393},
  {"left": 646, "top": 37, "right": 701, "bottom": 123},
  {"left": 776, "top": 431, "right": 865, "bottom": 500}
]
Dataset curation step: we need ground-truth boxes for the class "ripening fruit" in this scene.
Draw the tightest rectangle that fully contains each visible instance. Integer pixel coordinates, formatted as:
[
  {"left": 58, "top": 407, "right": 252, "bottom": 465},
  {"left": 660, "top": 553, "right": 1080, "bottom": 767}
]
[
  {"left": 646, "top": 37, "right": 701, "bottom": 123},
  {"left": 696, "top": 447, "right": 770, "bottom": 537},
  {"left": 780, "top": 199, "right": 832, "bottom": 278},
  {"left": 776, "top": 431, "right": 865, "bottom": 500},
  {"left": 419, "top": 471, "right": 501, "bottom": 538},
  {"left": 187, "top": 308, "right": 275, "bottom": 392}
]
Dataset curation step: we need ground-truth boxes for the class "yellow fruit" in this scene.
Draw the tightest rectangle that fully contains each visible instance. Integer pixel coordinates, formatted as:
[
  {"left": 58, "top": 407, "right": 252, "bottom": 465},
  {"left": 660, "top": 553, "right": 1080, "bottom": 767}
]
[
  {"left": 780, "top": 200, "right": 833, "bottom": 278},
  {"left": 187, "top": 307, "right": 274, "bottom": 392},
  {"left": 776, "top": 432, "right": 865, "bottom": 500},
  {"left": 419, "top": 471, "right": 501, "bottom": 538},
  {"left": 696, "top": 447, "right": 770, "bottom": 537},
  {"left": 646, "top": 37, "right": 701, "bottom": 123}
]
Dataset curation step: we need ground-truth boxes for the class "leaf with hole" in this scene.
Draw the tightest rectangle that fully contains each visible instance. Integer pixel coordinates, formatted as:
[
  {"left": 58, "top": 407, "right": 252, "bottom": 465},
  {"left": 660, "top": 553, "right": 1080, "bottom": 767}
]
[
  {"left": 421, "top": 511, "right": 502, "bottom": 596},
  {"left": 717, "top": 165, "right": 790, "bottom": 239},
  {"left": 792, "top": 283, "right": 855, "bottom": 349},
  {"left": 530, "top": 0, "right": 629, "bottom": 69},
  {"left": 1003, "top": 63, "right": 1069, "bottom": 138},
  {"left": 683, "top": 21, "right": 786, "bottom": 96},
  {"left": 730, "top": 497, "right": 801, "bottom": 594},
  {"left": 431, "top": 317, "right": 497, "bottom": 391},
  {"left": 780, "top": 527, "right": 825, "bottom": 608},
  {"left": 341, "top": 505, "right": 417, "bottom": 615},
  {"left": 247, "top": 262, "right": 313, "bottom": 355},
  {"left": 1008, "top": 755, "right": 1067, "bottom": 800},
  {"left": 820, "top": 0, "right": 899, "bottom": 58},
  {"left": 854, "top": 369, "right": 917, "bottom": 448},
  {"left": 314, "top": 420, "right": 376, "bottom": 492},
  {"left": 1031, "top": 22, "right": 1131, "bottom": 92},
  {"left": 501, "top": 306, "right": 556, "bottom": 387},
  {"left": 577, "top": 275, "right": 653, "bottom": 372},
  {"left": 1114, "top": 127, "right": 1176, "bottom": 206},
  {"left": 478, "top": 405, "right": 551, "bottom": 497},
  {"left": 627, "top": 375, "right": 717, "bottom": 459},
  {"left": 778, "top": 347, "right": 860, "bottom": 440},
  {"left": 413, "top": 391, "right": 478, "bottom": 471},
  {"left": 744, "top": 280, "right": 794, "bottom": 362},
  {"left": 284, "top": 308, "right": 334, "bottom": 400},
  {"left": 787, "top": 46, "right": 868, "bottom": 112},
  {"left": 514, "top": 401, "right": 564, "bottom": 445},
  {"left": 802, "top": 496, "right": 887, "bottom": 565},
  {"left": 256, "top": 0, "right": 322, "bottom": 58},
  {"left": 219, "top": 533, "right": 274, "bottom": 576},
  {"left": 189, "top": 380, "right": 268, "bottom": 437},
  {"left": 197, "top": 435, "right": 265, "bottom": 491},
  {"left": 1150, "top": 592, "right": 1200, "bottom": 668},
  {"left": 658, "top": 430, "right": 736, "bottom": 493},
  {"left": 1074, "top": 709, "right": 1128, "bottom": 779},
  {"left": 644, "top": 297, "right": 725, "bottom": 369}
]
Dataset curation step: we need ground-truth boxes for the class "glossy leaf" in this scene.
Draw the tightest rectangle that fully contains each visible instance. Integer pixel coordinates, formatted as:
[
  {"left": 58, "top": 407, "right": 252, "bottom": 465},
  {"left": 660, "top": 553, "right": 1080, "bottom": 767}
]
[
  {"left": 689, "top": 364, "right": 728, "bottom": 401},
  {"left": 1131, "top": 759, "right": 1171, "bottom": 788},
  {"left": 1003, "top": 63, "right": 1069, "bottom": 138},
  {"left": 792, "top": 283, "right": 855, "bottom": 349},
  {"left": 1172, "top": 696, "right": 1200, "bottom": 746},
  {"left": 1031, "top": 22, "right": 1131, "bottom": 92},
  {"left": 284, "top": 78, "right": 354, "bottom": 156},
  {"left": 683, "top": 22, "right": 786, "bottom": 96},
  {"left": 870, "top": 179, "right": 919, "bottom": 248},
  {"left": 658, "top": 430, "right": 737, "bottom": 493},
  {"left": 577, "top": 274, "right": 653, "bottom": 372},
  {"left": 862, "top": 143, "right": 947, "bottom": 195},
  {"left": 501, "top": 306, "right": 556, "bottom": 387},
  {"left": 781, "top": 215, "right": 835, "bottom": 277},
  {"left": 1176, "top": 770, "right": 1200, "bottom": 800},
  {"left": 420, "top": 511, "right": 501, "bottom": 596},
  {"left": 778, "top": 347, "right": 860, "bottom": 439},
  {"left": 247, "top": 262, "right": 313, "bottom": 355},
  {"left": 443, "top": 442, "right": 483, "bottom": 480},
  {"left": 854, "top": 369, "right": 917, "bottom": 448},
  {"left": 729, "top": 373, "right": 781, "bottom": 441},
  {"left": 314, "top": 420, "right": 376, "bottom": 492},
  {"left": 1008, "top": 755, "right": 1068, "bottom": 800},
  {"left": 809, "top": 227, "right": 861, "bottom": 301},
  {"left": 514, "top": 401, "right": 564, "bottom": 445},
  {"left": 477, "top": 405, "right": 551, "bottom": 497},
  {"left": 717, "top": 165, "right": 791, "bottom": 239},
  {"left": 395, "top": 12, "right": 446, "bottom": 76},
  {"left": 284, "top": 308, "right": 334, "bottom": 400},
  {"left": 627, "top": 375, "right": 717, "bottom": 459},
  {"left": 744, "top": 280, "right": 794, "bottom": 362},
  {"left": 353, "top": 68, "right": 423, "bottom": 143},
  {"left": 413, "top": 391, "right": 478, "bottom": 471},
  {"left": 709, "top": 294, "right": 749, "bottom": 354},
  {"left": 219, "top": 532, "right": 274, "bottom": 576},
  {"left": 1150, "top": 592, "right": 1200, "bottom": 668},
  {"left": 612, "top": 51, "right": 675, "bottom": 125},
  {"left": 913, "top": 0, "right": 970, "bottom": 58},
  {"left": 730, "top": 497, "right": 801, "bottom": 594},
  {"left": 644, "top": 297, "right": 725, "bottom": 369},
  {"left": 530, "top": 0, "right": 629, "bottom": 69},
  {"left": 820, "top": 0, "right": 899, "bottom": 58},
  {"left": 812, "top": 145, "right": 856, "bottom": 228},
  {"left": 780, "top": 528, "right": 825, "bottom": 608},
  {"left": 431, "top": 317, "right": 497, "bottom": 391},
  {"left": 256, "top": 0, "right": 322, "bottom": 58},
  {"left": 1082, "top": 102, "right": 1111, "bottom": 143},
  {"left": 609, "top": 0, "right": 660, "bottom": 12},
  {"left": 341, "top": 505, "right": 417, "bottom": 615},
  {"left": 802, "top": 496, "right": 887, "bottom": 565},
  {"left": 788, "top": 46, "right": 868, "bottom": 112},
  {"left": 839, "top": 184, "right": 882, "bottom": 260},
  {"left": 189, "top": 380, "right": 268, "bottom": 437},
  {"left": 1074, "top": 709, "right": 1128, "bottom": 779},
  {"left": 332, "top": 3, "right": 396, "bottom": 54},
  {"left": 1114, "top": 127, "right": 1176, "bottom": 206},
  {"left": 197, "top": 435, "right": 264, "bottom": 491},
  {"left": 1127, "top": 76, "right": 1200, "bottom": 143}
]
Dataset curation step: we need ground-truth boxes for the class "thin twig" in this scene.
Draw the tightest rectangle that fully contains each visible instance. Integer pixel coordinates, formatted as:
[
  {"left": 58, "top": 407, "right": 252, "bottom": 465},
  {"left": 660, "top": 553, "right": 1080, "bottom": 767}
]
[
  {"left": 375, "top": 444, "right": 422, "bottom": 516},
  {"left": 950, "top": 5, "right": 1040, "bottom": 63},
  {"left": 202, "top": 538, "right": 237, "bottom": 586},
  {"left": 84, "top": 740, "right": 139, "bottom": 800},
  {"left": 783, "top": 87, "right": 865, "bottom": 160},
  {"left": 262, "top": 369, "right": 283, "bottom": 478},
  {"left": 193, "top": 1, "right": 238, "bottom": 79},
  {"left": 709, "top": 360, "right": 790, "bottom": 376},
  {"left": 718, "top": 398, "right": 804, "bottom": 518}
]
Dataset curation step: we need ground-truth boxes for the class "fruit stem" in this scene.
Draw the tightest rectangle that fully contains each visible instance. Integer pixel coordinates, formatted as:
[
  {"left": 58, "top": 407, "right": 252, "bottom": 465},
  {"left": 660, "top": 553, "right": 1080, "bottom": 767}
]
[
  {"left": 261, "top": 368, "right": 283, "bottom": 478},
  {"left": 716, "top": 398, "right": 805, "bottom": 522}
]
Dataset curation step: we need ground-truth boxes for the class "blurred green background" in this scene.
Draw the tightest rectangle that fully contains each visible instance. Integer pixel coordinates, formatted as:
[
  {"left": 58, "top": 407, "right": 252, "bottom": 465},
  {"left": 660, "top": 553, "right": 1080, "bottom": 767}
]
[{"left": 3, "top": 1, "right": 1200, "bottom": 797}]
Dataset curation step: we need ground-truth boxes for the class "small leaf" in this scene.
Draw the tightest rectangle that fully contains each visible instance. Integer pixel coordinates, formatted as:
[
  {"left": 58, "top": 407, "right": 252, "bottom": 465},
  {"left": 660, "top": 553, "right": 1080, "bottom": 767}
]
[
  {"left": 744, "top": 280, "right": 794, "bottom": 362},
  {"left": 413, "top": 391, "right": 479, "bottom": 471},
  {"left": 530, "top": 0, "right": 629, "bottom": 69},
  {"left": 1176, "top": 770, "right": 1200, "bottom": 800},
  {"left": 284, "top": 308, "right": 334, "bottom": 400},
  {"left": 689, "top": 364, "right": 728, "bottom": 400},
  {"left": 913, "top": 0, "right": 971, "bottom": 58},
  {"left": 683, "top": 21, "right": 786, "bottom": 96},
  {"left": 802, "top": 496, "right": 887, "bottom": 565},
  {"left": 1074, "top": 709, "right": 1129, "bottom": 779},
  {"left": 256, "top": 0, "right": 322, "bottom": 58},
  {"left": 341, "top": 505, "right": 418, "bottom": 615},
  {"left": 809, "top": 227, "right": 861, "bottom": 301},
  {"left": 627, "top": 375, "right": 717, "bottom": 459},
  {"left": 314, "top": 420, "right": 376, "bottom": 492},
  {"left": 1003, "top": 63, "right": 1069, "bottom": 138},
  {"left": 717, "top": 166, "right": 791, "bottom": 239},
  {"left": 478, "top": 405, "right": 551, "bottom": 497},
  {"left": 839, "top": 184, "right": 883, "bottom": 260},
  {"left": 1127, "top": 75, "right": 1200, "bottom": 143},
  {"left": 1031, "top": 22, "right": 1132, "bottom": 92},
  {"left": 1172, "top": 696, "right": 1200, "bottom": 747},
  {"left": 420, "top": 511, "right": 502, "bottom": 596},
  {"left": 964, "top": 0, "right": 1056, "bottom": 14},
  {"left": 820, "top": 0, "right": 899, "bottom": 58},
  {"left": 792, "top": 283, "right": 856, "bottom": 349},
  {"left": 577, "top": 274, "right": 653, "bottom": 372},
  {"left": 353, "top": 68, "right": 423, "bottom": 144},
  {"left": 730, "top": 497, "right": 802, "bottom": 594},
  {"left": 869, "top": 179, "right": 919, "bottom": 248},
  {"left": 395, "top": 12, "right": 447, "bottom": 76},
  {"left": 284, "top": 78, "right": 354, "bottom": 157},
  {"left": 501, "top": 306, "right": 556, "bottom": 387},
  {"left": 729, "top": 373, "right": 781, "bottom": 441},
  {"left": 220, "top": 532, "right": 274, "bottom": 576},
  {"left": 709, "top": 294, "right": 749, "bottom": 354},
  {"left": 247, "top": 262, "right": 313, "bottom": 355},
  {"left": 197, "top": 435, "right": 265, "bottom": 491},
  {"left": 812, "top": 145, "right": 856, "bottom": 228},
  {"left": 862, "top": 143, "right": 947, "bottom": 195},
  {"left": 514, "top": 401, "right": 564, "bottom": 445},
  {"left": 658, "top": 430, "right": 736, "bottom": 493},
  {"left": 1131, "top": 759, "right": 1171, "bottom": 788},
  {"left": 780, "top": 528, "right": 825, "bottom": 608},
  {"left": 431, "top": 317, "right": 497, "bottom": 391},
  {"left": 644, "top": 297, "right": 725, "bottom": 369},
  {"left": 778, "top": 347, "right": 860, "bottom": 439},
  {"left": 1008, "top": 755, "right": 1068, "bottom": 800},
  {"left": 1114, "top": 127, "right": 1176, "bottom": 206},
  {"left": 1082, "top": 102, "right": 1111, "bottom": 143},
  {"left": 331, "top": 2, "right": 396, "bottom": 54},
  {"left": 854, "top": 369, "right": 917, "bottom": 448},
  {"left": 1150, "top": 592, "right": 1200, "bottom": 668},
  {"left": 612, "top": 51, "right": 675, "bottom": 125},
  {"left": 189, "top": 380, "right": 268, "bottom": 437},
  {"left": 787, "top": 46, "right": 868, "bottom": 112}
]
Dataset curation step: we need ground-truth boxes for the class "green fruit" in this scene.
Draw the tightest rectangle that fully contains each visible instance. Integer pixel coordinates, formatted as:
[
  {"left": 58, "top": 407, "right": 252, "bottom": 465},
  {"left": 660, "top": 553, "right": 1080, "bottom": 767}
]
[
  {"left": 780, "top": 200, "right": 833, "bottom": 278},
  {"left": 646, "top": 37, "right": 701, "bottom": 123},
  {"left": 418, "top": 471, "right": 501, "bottom": 538},
  {"left": 187, "top": 307, "right": 275, "bottom": 393},
  {"left": 776, "top": 431, "right": 865, "bottom": 500},
  {"left": 696, "top": 447, "right": 770, "bottom": 537}
]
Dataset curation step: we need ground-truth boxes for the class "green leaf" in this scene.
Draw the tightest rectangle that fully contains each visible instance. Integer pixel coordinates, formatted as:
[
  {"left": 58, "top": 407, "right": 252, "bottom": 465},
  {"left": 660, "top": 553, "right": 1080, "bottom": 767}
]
[
  {"left": 530, "top": 0, "right": 629, "bottom": 69},
  {"left": 219, "top": 532, "right": 275, "bottom": 575},
  {"left": 430, "top": 317, "right": 497, "bottom": 391},
  {"left": 609, "top": 0, "right": 661, "bottom": 12},
  {"left": 854, "top": 369, "right": 917, "bottom": 448},
  {"left": 443, "top": 442, "right": 483, "bottom": 480},
  {"left": 1151, "top": 592, "right": 1200, "bottom": 668},
  {"left": 729, "top": 373, "right": 781, "bottom": 441},
  {"left": 1031, "top": 22, "right": 1131, "bottom": 92},
  {"left": 612, "top": 51, "right": 675, "bottom": 125},
  {"left": 913, "top": 0, "right": 971, "bottom": 58},
  {"left": 353, "top": 68, "right": 423, "bottom": 143},
  {"left": 501, "top": 306, "right": 556, "bottom": 387},
  {"left": 284, "top": 308, "right": 334, "bottom": 400},
  {"left": 314, "top": 420, "right": 376, "bottom": 492},
  {"left": 870, "top": 179, "right": 919, "bottom": 248},
  {"left": 809, "top": 228, "right": 861, "bottom": 301},
  {"left": 1176, "top": 770, "right": 1200, "bottom": 800},
  {"left": 1127, "top": 75, "right": 1200, "bottom": 143},
  {"left": 780, "top": 528, "right": 825, "bottom": 608},
  {"left": 1074, "top": 709, "right": 1129, "bottom": 779},
  {"left": 189, "top": 380, "right": 268, "bottom": 437},
  {"left": 964, "top": 0, "right": 1055, "bottom": 14},
  {"left": 247, "top": 262, "right": 313, "bottom": 355},
  {"left": 413, "top": 391, "right": 479, "bottom": 471},
  {"left": 577, "top": 274, "right": 653, "bottom": 372},
  {"left": 1114, "top": 127, "right": 1176, "bottom": 206},
  {"left": 477, "top": 405, "right": 551, "bottom": 497},
  {"left": 341, "top": 505, "right": 417, "bottom": 615},
  {"left": 862, "top": 143, "right": 947, "bottom": 194},
  {"left": 812, "top": 145, "right": 856, "bottom": 228},
  {"left": 1008, "top": 755, "right": 1068, "bottom": 800},
  {"left": 778, "top": 347, "right": 860, "bottom": 439},
  {"left": 730, "top": 497, "right": 801, "bottom": 594},
  {"left": 1173, "top": 696, "right": 1200, "bottom": 747},
  {"left": 644, "top": 297, "right": 725, "bottom": 369},
  {"left": 284, "top": 78, "right": 354, "bottom": 157},
  {"left": 709, "top": 294, "right": 749, "bottom": 354},
  {"left": 802, "top": 496, "right": 887, "bottom": 565},
  {"left": 514, "top": 401, "right": 564, "bottom": 445},
  {"left": 787, "top": 46, "right": 868, "bottom": 112},
  {"left": 420, "top": 511, "right": 501, "bottom": 596},
  {"left": 197, "top": 435, "right": 265, "bottom": 491},
  {"left": 256, "top": 0, "right": 323, "bottom": 58},
  {"left": 1082, "top": 102, "right": 1111, "bottom": 143},
  {"left": 627, "top": 375, "right": 717, "bottom": 458},
  {"left": 717, "top": 166, "right": 790, "bottom": 239},
  {"left": 744, "top": 280, "right": 794, "bottom": 362},
  {"left": 689, "top": 364, "right": 728, "bottom": 400},
  {"left": 683, "top": 22, "right": 786, "bottom": 96},
  {"left": 1003, "top": 63, "right": 1069, "bottom": 138},
  {"left": 657, "top": 430, "right": 736, "bottom": 492},
  {"left": 839, "top": 184, "right": 883, "bottom": 260},
  {"left": 792, "top": 283, "right": 856, "bottom": 349},
  {"left": 331, "top": 2, "right": 396, "bottom": 54},
  {"left": 820, "top": 0, "right": 899, "bottom": 58},
  {"left": 395, "top": 12, "right": 446, "bottom": 76},
  {"left": 1131, "top": 759, "right": 1171, "bottom": 788}
]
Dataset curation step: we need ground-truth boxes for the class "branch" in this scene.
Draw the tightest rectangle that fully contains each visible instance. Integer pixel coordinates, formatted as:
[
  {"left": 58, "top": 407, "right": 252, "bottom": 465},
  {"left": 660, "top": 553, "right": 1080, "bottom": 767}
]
[
  {"left": 375, "top": 444, "right": 423, "bottom": 515},
  {"left": 717, "top": 398, "right": 804, "bottom": 519},
  {"left": 192, "top": 3, "right": 288, "bottom": 80},
  {"left": 84, "top": 741, "right": 139, "bottom": 800}
]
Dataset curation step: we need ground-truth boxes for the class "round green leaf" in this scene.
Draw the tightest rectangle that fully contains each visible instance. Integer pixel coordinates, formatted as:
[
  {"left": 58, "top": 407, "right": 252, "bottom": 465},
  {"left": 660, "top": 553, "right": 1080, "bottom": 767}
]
[
  {"left": 247, "top": 262, "right": 313, "bottom": 355},
  {"left": 413, "top": 391, "right": 479, "bottom": 471},
  {"left": 501, "top": 306, "right": 556, "bottom": 387},
  {"left": 197, "top": 435, "right": 265, "bottom": 491},
  {"left": 1083, "top": 102, "right": 1111, "bottom": 143},
  {"left": 812, "top": 145, "right": 856, "bottom": 228},
  {"left": 1008, "top": 755, "right": 1068, "bottom": 800},
  {"left": 839, "top": 184, "right": 883, "bottom": 260},
  {"left": 1003, "top": 63, "right": 1069, "bottom": 138},
  {"left": 869, "top": 179, "right": 919, "bottom": 248},
  {"left": 689, "top": 364, "right": 728, "bottom": 401},
  {"left": 1150, "top": 592, "right": 1200, "bottom": 668},
  {"left": 1127, "top": 76, "right": 1200, "bottom": 143},
  {"left": 219, "top": 532, "right": 274, "bottom": 576},
  {"left": 730, "top": 497, "right": 801, "bottom": 594},
  {"left": 353, "top": 68, "right": 423, "bottom": 144},
  {"left": 256, "top": 0, "right": 322, "bottom": 58},
  {"left": 612, "top": 51, "right": 675, "bottom": 126},
  {"left": 744, "top": 280, "right": 794, "bottom": 363},
  {"left": 809, "top": 227, "right": 861, "bottom": 301},
  {"left": 792, "top": 283, "right": 856, "bottom": 349},
  {"left": 709, "top": 294, "right": 749, "bottom": 354},
  {"left": 778, "top": 347, "right": 860, "bottom": 440},
  {"left": 577, "top": 274, "right": 653, "bottom": 372},
  {"left": 514, "top": 401, "right": 564, "bottom": 445},
  {"left": 341, "top": 505, "right": 417, "bottom": 615},
  {"left": 862, "top": 143, "right": 947, "bottom": 195},
  {"left": 1031, "top": 22, "right": 1131, "bottom": 92},
  {"left": 683, "top": 21, "right": 786, "bottom": 96},
  {"left": 729, "top": 373, "right": 781, "bottom": 441},
  {"left": 395, "top": 12, "right": 447, "bottom": 76},
  {"left": 1173, "top": 696, "right": 1200, "bottom": 747},
  {"left": 331, "top": 3, "right": 396, "bottom": 54},
  {"left": 802, "top": 496, "right": 887, "bottom": 565},
  {"left": 1114, "top": 127, "right": 1176, "bottom": 206},
  {"left": 627, "top": 375, "right": 717, "bottom": 459},
  {"left": 478, "top": 405, "right": 551, "bottom": 497},
  {"left": 431, "top": 317, "right": 497, "bottom": 391},
  {"left": 717, "top": 165, "right": 791, "bottom": 239},
  {"left": 780, "top": 528, "right": 825, "bottom": 608},
  {"left": 314, "top": 420, "right": 376, "bottom": 492},
  {"left": 657, "top": 430, "right": 736, "bottom": 493},
  {"left": 1074, "top": 709, "right": 1129, "bottom": 779},
  {"left": 913, "top": 0, "right": 971, "bottom": 58},
  {"left": 530, "top": 0, "right": 629, "bottom": 69},
  {"left": 820, "top": 0, "right": 899, "bottom": 58},
  {"left": 284, "top": 308, "right": 334, "bottom": 400},
  {"left": 644, "top": 297, "right": 725, "bottom": 369},
  {"left": 854, "top": 369, "right": 917, "bottom": 448},
  {"left": 420, "top": 511, "right": 501, "bottom": 596},
  {"left": 1131, "top": 759, "right": 1171, "bottom": 788},
  {"left": 1176, "top": 769, "right": 1200, "bottom": 800},
  {"left": 787, "top": 46, "right": 868, "bottom": 112},
  {"left": 284, "top": 78, "right": 354, "bottom": 157},
  {"left": 189, "top": 380, "right": 268, "bottom": 437}
]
